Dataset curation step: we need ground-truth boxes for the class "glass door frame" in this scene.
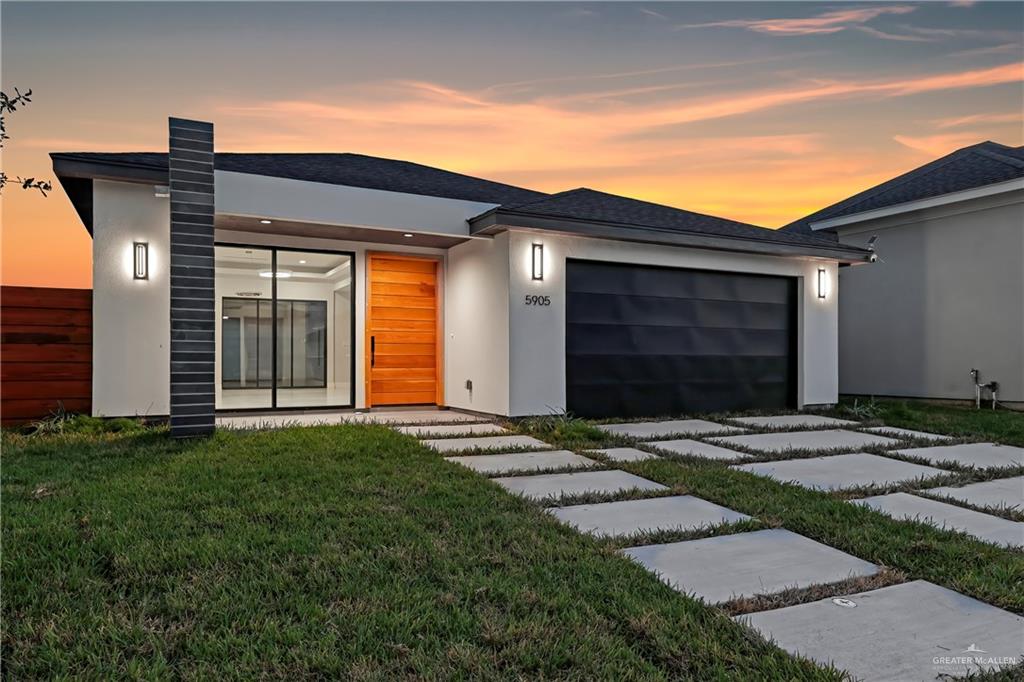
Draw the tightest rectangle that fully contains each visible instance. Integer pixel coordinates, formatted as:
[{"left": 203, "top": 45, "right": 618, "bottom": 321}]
[{"left": 215, "top": 241, "right": 357, "bottom": 412}]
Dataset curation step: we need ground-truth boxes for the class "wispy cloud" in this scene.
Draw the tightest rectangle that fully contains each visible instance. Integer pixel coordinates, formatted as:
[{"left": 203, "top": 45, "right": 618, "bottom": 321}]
[
  {"left": 480, "top": 55, "right": 804, "bottom": 97},
  {"left": 855, "top": 26, "right": 932, "bottom": 42},
  {"left": 951, "top": 42, "right": 1023, "bottom": 58},
  {"left": 639, "top": 8, "right": 668, "bottom": 21},
  {"left": 932, "top": 111, "right": 1023, "bottom": 129},
  {"left": 676, "top": 5, "right": 917, "bottom": 37}
]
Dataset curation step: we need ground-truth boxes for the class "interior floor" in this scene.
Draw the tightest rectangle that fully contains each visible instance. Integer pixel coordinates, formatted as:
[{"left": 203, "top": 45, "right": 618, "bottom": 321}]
[{"left": 217, "top": 384, "right": 352, "bottom": 410}]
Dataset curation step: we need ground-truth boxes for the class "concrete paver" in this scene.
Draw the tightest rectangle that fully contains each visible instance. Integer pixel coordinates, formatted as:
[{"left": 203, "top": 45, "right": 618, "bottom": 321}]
[
  {"left": 396, "top": 423, "right": 507, "bottom": 437},
  {"left": 925, "top": 476, "right": 1023, "bottom": 512},
  {"left": 622, "top": 529, "right": 879, "bottom": 604},
  {"left": 422, "top": 434, "right": 550, "bottom": 453},
  {"left": 644, "top": 438, "right": 752, "bottom": 461},
  {"left": 731, "top": 415, "right": 858, "bottom": 429},
  {"left": 548, "top": 495, "right": 749, "bottom": 537},
  {"left": 894, "top": 443, "right": 1024, "bottom": 470},
  {"left": 445, "top": 450, "right": 596, "bottom": 475},
  {"left": 856, "top": 492, "right": 1024, "bottom": 548},
  {"left": 733, "top": 453, "right": 946, "bottom": 491},
  {"left": 494, "top": 470, "right": 668, "bottom": 501},
  {"left": 741, "top": 580, "right": 1024, "bottom": 681},
  {"left": 597, "top": 420, "right": 743, "bottom": 439},
  {"left": 587, "top": 447, "right": 659, "bottom": 463},
  {"left": 711, "top": 429, "right": 899, "bottom": 454}
]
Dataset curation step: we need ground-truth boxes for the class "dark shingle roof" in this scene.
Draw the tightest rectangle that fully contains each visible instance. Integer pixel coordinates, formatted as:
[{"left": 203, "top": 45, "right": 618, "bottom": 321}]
[
  {"left": 784, "top": 141, "right": 1024, "bottom": 234},
  {"left": 499, "top": 187, "right": 851, "bottom": 250},
  {"left": 51, "top": 151, "right": 547, "bottom": 206},
  {"left": 54, "top": 150, "right": 865, "bottom": 256}
]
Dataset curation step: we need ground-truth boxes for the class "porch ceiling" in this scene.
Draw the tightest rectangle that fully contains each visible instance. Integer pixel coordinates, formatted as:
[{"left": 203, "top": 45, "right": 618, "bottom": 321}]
[{"left": 215, "top": 214, "right": 475, "bottom": 248}]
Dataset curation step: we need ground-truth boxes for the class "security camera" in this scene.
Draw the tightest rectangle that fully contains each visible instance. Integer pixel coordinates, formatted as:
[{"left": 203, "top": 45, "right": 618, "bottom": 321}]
[{"left": 868, "top": 253, "right": 878, "bottom": 263}]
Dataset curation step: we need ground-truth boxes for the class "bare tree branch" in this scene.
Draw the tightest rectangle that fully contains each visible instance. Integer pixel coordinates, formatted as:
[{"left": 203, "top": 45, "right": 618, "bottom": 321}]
[{"left": 0, "top": 87, "right": 51, "bottom": 197}]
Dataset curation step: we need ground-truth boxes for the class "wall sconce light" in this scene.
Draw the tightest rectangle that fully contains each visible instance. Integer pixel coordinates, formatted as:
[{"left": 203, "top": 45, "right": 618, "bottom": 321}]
[
  {"left": 532, "top": 243, "right": 544, "bottom": 281},
  {"left": 817, "top": 267, "right": 827, "bottom": 299},
  {"left": 133, "top": 242, "right": 149, "bottom": 280}
]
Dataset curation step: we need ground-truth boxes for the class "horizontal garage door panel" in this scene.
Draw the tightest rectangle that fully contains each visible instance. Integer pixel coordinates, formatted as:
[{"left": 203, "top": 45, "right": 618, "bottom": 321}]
[
  {"left": 569, "top": 261, "right": 792, "bottom": 303},
  {"left": 566, "top": 260, "right": 796, "bottom": 418},
  {"left": 569, "top": 293, "right": 790, "bottom": 330},
  {"left": 567, "top": 324, "right": 791, "bottom": 356}
]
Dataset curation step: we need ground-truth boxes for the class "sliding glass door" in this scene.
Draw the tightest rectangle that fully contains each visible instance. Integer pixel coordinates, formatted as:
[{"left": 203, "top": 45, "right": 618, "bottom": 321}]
[{"left": 215, "top": 245, "right": 354, "bottom": 410}]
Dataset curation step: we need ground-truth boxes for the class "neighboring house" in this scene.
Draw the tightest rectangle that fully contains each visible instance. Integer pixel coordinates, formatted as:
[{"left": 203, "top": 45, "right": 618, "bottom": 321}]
[
  {"left": 52, "top": 118, "right": 870, "bottom": 437},
  {"left": 785, "top": 141, "right": 1024, "bottom": 408}
]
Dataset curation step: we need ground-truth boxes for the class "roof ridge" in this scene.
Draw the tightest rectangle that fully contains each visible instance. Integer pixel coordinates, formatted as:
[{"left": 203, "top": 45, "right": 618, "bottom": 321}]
[
  {"left": 503, "top": 187, "right": 586, "bottom": 210},
  {"left": 972, "top": 145, "right": 1024, "bottom": 170}
]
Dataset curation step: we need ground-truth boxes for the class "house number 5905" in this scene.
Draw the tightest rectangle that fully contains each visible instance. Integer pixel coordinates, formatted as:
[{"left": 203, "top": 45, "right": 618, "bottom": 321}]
[{"left": 524, "top": 295, "right": 551, "bottom": 306}]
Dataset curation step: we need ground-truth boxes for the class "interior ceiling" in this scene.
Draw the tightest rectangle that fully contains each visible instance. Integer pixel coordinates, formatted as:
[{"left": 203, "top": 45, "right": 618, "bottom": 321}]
[{"left": 215, "top": 245, "right": 350, "bottom": 280}]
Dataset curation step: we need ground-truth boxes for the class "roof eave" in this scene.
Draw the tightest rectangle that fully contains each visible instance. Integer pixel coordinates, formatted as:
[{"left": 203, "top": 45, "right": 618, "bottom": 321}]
[
  {"left": 810, "top": 177, "right": 1024, "bottom": 231},
  {"left": 471, "top": 210, "right": 873, "bottom": 263},
  {"left": 50, "top": 153, "right": 169, "bottom": 184}
]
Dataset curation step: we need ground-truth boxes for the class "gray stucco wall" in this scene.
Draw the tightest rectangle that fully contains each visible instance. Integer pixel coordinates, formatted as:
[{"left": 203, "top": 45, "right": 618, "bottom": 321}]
[{"left": 835, "top": 190, "right": 1024, "bottom": 404}]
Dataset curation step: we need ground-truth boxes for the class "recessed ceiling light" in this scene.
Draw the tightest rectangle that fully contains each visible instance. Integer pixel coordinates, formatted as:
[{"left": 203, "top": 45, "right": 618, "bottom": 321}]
[
  {"left": 403, "top": 233, "right": 413, "bottom": 238},
  {"left": 259, "top": 270, "right": 292, "bottom": 279},
  {"left": 260, "top": 219, "right": 272, "bottom": 225},
  {"left": 299, "top": 260, "right": 306, "bottom": 264}
]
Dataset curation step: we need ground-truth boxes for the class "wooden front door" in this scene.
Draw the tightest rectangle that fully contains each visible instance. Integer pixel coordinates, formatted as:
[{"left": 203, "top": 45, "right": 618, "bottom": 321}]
[{"left": 365, "top": 253, "right": 442, "bottom": 406}]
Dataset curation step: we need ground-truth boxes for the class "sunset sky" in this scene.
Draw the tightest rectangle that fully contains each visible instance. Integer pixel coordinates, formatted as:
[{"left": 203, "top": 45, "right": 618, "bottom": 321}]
[{"left": 2, "top": 1, "right": 1021, "bottom": 288}]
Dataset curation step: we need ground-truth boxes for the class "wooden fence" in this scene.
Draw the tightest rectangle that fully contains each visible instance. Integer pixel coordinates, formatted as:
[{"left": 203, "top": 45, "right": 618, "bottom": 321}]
[{"left": 1, "top": 286, "right": 92, "bottom": 426}]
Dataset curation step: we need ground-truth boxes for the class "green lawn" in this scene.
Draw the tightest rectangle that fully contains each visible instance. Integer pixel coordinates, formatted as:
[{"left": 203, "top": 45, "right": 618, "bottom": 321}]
[
  {"left": 4, "top": 401, "right": 1022, "bottom": 679},
  {"left": 837, "top": 397, "right": 1024, "bottom": 447},
  {"left": 3, "top": 424, "right": 831, "bottom": 680}
]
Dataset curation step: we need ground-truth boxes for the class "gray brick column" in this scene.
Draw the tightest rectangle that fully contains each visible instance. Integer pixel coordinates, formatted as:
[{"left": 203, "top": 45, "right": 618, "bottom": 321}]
[{"left": 169, "top": 117, "right": 215, "bottom": 437}]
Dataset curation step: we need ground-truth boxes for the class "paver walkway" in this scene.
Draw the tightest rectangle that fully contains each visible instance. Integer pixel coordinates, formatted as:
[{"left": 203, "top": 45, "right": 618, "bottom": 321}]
[
  {"left": 622, "top": 529, "right": 879, "bottom": 604},
  {"left": 741, "top": 581, "right": 1024, "bottom": 681},
  {"left": 863, "top": 426, "right": 954, "bottom": 442},
  {"left": 493, "top": 469, "right": 668, "bottom": 501},
  {"left": 925, "top": 476, "right": 1023, "bottom": 511},
  {"left": 731, "top": 415, "right": 857, "bottom": 429},
  {"left": 893, "top": 442, "right": 1024, "bottom": 469},
  {"left": 445, "top": 451, "right": 596, "bottom": 475},
  {"left": 345, "top": 409, "right": 486, "bottom": 424},
  {"left": 733, "top": 453, "right": 946, "bottom": 491},
  {"left": 416, "top": 413, "right": 1020, "bottom": 679},
  {"left": 548, "top": 495, "right": 749, "bottom": 537},
  {"left": 396, "top": 423, "right": 507, "bottom": 437},
  {"left": 856, "top": 492, "right": 1024, "bottom": 548},
  {"left": 586, "top": 447, "right": 659, "bottom": 463},
  {"left": 596, "top": 419, "right": 743, "bottom": 439},
  {"left": 422, "top": 434, "right": 549, "bottom": 453},
  {"left": 711, "top": 429, "right": 899, "bottom": 454},
  {"left": 644, "top": 439, "right": 752, "bottom": 461}
]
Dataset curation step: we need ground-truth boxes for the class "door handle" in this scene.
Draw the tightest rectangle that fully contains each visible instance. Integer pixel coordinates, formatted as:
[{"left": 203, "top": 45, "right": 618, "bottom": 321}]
[{"left": 370, "top": 335, "right": 376, "bottom": 367}]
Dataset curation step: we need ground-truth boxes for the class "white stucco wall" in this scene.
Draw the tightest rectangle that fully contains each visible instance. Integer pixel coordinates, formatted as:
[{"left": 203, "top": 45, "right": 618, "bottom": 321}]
[
  {"left": 835, "top": 191, "right": 1024, "bottom": 403},
  {"left": 504, "top": 230, "right": 841, "bottom": 416},
  {"left": 443, "top": 233, "right": 510, "bottom": 415},
  {"left": 216, "top": 171, "right": 496, "bottom": 237},
  {"left": 92, "top": 180, "right": 170, "bottom": 417}
]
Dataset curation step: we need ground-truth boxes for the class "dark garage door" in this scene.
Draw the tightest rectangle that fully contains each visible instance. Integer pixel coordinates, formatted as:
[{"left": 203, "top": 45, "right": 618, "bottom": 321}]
[{"left": 566, "top": 260, "right": 797, "bottom": 418}]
